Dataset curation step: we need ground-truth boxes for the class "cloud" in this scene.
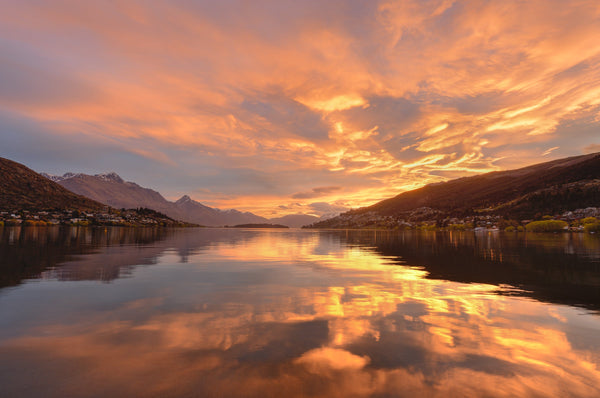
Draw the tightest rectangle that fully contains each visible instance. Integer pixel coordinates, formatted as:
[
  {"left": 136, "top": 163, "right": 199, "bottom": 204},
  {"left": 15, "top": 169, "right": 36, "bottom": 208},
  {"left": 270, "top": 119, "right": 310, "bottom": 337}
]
[
  {"left": 308, "top": 202, "right": 349, "bottom": 215},
  {"left": 240, "top": 93, "right": 332, "bottom": 142},
  {"left": 4, "top": 229, "right": 600, "bottom": 397},
  {"left": 542, "top": 146, "right": 560, "bottom": 156},
  {"left": 292, "top": 186, "right": 342, "bottom": 199},
  {"left": 0, "top": 41, "right": 102, "bottom": 108},
  {"left": 295, "top": 347, "right": 370, "bottom": 371},
  {"left": 584, "top": 144, "right": 600, "bottom": 154},
  {"left": 1, "top": 0, "right": 600, "bottom": 216}
]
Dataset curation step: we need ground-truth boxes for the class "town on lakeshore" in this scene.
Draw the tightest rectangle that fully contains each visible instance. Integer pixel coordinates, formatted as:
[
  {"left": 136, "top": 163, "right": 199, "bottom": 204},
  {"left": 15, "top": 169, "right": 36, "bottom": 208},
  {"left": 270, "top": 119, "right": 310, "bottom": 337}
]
[
  {"left": 305, "top": 206, "right": 600, "bottom": 233},
  {"left": 1, "top": 206, "right": 599, "bottom": 233},
  {"left": 0, "top": 208, "right": 193, "bottom": 227}
]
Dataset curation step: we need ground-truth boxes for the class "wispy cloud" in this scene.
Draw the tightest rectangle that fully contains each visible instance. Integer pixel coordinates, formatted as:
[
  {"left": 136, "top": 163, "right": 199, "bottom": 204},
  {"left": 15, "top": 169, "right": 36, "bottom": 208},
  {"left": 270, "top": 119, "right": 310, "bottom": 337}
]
[
  {"left": 542, "top": 146, "right": 560, "bottom": 156},
  {"left": 1, "top": 0, "right": 599, "bottom": 216},
  {"left": 584, "top": 143, "right": 600, "bottom": 153},
  {"left": 292, "top": 186, "right": 342, "bottom": 199}
]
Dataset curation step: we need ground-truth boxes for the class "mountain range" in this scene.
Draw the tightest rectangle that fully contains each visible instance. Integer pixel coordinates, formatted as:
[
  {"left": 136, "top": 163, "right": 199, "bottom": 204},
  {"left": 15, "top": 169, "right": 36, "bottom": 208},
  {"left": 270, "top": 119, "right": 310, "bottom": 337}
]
[
  {"left": 41, "top": 172, "right": 321, "bottom": 227},
  {"left": 5, "top": 151, "right": 598, "bottom": 229},
  {"left": 0, "top": 157, "right": 193, "bottom": 226},
  {"left": 310, "top": 152, "right": 600, "bottom": 228}
]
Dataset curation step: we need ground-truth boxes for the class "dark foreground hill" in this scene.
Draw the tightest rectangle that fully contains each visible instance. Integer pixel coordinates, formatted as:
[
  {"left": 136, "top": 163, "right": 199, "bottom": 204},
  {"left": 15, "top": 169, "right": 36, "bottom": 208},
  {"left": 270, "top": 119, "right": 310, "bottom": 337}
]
[
  {"left": 0, "top": 157, "right": 104, "bottom": 211},
  {"left": 310, "top": 152, "right": 600, "bottom": 228}
]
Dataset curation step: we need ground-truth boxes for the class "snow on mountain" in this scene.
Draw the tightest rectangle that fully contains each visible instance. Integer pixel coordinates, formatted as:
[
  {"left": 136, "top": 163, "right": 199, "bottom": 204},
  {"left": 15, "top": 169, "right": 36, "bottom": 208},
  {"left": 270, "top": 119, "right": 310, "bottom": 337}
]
[
  {"left": 175, "top": 195, "right": 195, "bottom": 205},
  {"left": 40, "top": 172, "right": 82, "bottom": 182},
  {"left": 41, "top": 171, "right": 125, "bottom": 183},
  {"left": 40, "top": 173, "right": 62, "bottom": 182},
  {"left": 95, "top": 172, "right": 124, "bottom": 183}
]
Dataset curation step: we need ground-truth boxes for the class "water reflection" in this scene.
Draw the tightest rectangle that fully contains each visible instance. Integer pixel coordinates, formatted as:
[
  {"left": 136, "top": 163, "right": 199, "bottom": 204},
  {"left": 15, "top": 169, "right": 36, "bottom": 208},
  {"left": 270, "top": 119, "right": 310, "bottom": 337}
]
[
  {"left": 1, "top": 227, "right": 600, "bottom": 397},
  {"left": 344, "top": 230, "right": 600, "bottom": 311}
]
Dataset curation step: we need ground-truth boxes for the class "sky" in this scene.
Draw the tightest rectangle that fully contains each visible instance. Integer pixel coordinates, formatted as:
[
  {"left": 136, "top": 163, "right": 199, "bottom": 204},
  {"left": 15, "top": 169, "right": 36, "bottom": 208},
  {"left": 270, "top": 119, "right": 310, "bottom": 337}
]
[{"left": 1, "top": 0, "right": 600, "bottom": 217}]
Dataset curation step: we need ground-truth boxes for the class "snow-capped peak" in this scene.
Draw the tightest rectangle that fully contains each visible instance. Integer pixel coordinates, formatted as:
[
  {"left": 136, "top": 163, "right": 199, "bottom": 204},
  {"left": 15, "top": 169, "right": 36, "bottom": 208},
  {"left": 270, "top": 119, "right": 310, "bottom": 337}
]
[
  {"left": 41, "top": 172, "right": 83, "bottom": 182},
  {"left": 40, "top": 172, "right": 61, "bottom": 182},
  {"left": 176, "top": 195, "right": 193, "bottom": 204},
  {"left": 95, "top": 172, "right": 123, "bottom": 183},
  {"left": 62, "top": 172, "right": 80, "bottom": 180}
]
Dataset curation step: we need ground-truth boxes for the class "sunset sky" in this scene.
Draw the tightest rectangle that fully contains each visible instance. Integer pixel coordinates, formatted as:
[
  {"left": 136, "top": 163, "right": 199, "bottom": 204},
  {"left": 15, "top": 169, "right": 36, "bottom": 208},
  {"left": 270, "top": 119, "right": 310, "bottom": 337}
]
[{"left": 1, "top": 0, "right": 600, "bottom": 217}]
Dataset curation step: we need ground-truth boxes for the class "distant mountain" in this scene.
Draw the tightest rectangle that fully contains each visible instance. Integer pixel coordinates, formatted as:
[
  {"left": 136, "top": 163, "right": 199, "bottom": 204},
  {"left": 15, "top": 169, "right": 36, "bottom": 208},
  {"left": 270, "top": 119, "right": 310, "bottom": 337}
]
[
  {"left": 1, "top": 157, "right": 105, "bottom": 212},
  {"left": 42, "top": 172, "right": 176, "bottom": 215},
  {"left": 173, "top": 195, "right": 268, "bottom": 226},
  {"left": 311, "top": 152, "right": 600, "bottom": 227},
  {"left": 41, "top": 172, "right": 81, "bottom": 182},
  {"left": 170, "top": 198, "right": 322, "bottom": 227},
  {"left": 44, "top": 172, "right": 287, "bottom": 226}
]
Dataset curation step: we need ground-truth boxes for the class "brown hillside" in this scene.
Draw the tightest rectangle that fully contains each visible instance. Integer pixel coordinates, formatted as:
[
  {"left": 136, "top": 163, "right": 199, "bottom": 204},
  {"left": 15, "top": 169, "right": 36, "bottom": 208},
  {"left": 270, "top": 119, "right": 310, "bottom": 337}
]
[
  {"left": 0, "top": 157, "right": 105, "bottom": 211},
  {"left": 309, "top": 152, "right": 600, "bottom": 228},
  {"left": 364, "top": 152, "right": 600, "bottom": 218}
]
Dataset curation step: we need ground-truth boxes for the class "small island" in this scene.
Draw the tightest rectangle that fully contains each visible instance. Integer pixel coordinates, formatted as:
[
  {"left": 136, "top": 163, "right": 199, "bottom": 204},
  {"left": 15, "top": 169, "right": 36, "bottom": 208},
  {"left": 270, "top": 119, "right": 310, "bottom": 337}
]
[{"left": 227, "top": 223, "right": 289, "bottom": 228}]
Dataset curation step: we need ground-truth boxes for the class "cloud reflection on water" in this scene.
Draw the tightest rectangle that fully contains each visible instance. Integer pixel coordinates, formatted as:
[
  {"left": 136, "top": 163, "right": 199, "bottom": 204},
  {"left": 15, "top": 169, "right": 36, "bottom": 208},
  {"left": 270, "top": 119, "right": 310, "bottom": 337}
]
[{"left": 1, "top": 227, "right": 600, "bottom": 397}]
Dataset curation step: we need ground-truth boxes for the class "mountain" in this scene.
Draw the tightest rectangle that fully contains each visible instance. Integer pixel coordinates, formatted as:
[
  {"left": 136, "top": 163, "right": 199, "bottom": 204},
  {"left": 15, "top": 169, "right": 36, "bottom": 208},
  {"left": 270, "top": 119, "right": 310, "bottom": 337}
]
[
  {"left": 44, "top": 172, "right": 274, "bottom": 226},
  {"left": 43, "top": 172, "right": 335, "bottom": 227},
  {"left": 173, "top": 195, "right": 268, "bottom": 226},
  {"left": 42, "top": 172, "right": 176, "bottom": 215},
  {"left": 1, "top": 157, "right": 105, "bottom": 212},
  {"left": 310, "top": 152, "right": 600, "bottom": 227},
  {"left": 0, "top": 157, "right": 196, "bottom": 226}
]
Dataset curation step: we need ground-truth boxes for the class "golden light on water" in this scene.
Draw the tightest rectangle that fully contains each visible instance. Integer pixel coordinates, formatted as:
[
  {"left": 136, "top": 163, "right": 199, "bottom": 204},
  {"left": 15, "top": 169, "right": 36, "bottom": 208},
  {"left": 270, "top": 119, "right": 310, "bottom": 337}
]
[{"left": 3, "top": 230, "right": 600, "bottom": 397}]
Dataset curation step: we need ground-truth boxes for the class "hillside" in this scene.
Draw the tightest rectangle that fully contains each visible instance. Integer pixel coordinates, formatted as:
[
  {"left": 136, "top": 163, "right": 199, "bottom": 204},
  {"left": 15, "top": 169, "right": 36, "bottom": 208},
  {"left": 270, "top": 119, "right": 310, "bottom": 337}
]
[
  {"left": 310, "top": 152, "right": 600, "bottom": 228},
  {"left": 0, "top": 157, "right": 105, "bottom": 212},
  {"left": 0, "top": 157, "right": 196, "bottom": 227}
]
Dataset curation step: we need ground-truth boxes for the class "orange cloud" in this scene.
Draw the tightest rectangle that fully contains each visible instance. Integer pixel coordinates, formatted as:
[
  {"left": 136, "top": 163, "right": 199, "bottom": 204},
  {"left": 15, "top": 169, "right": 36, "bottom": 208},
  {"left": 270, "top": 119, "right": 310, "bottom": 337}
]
[{"left": 1, "top": 1, "right": 599, "bottom": 215}]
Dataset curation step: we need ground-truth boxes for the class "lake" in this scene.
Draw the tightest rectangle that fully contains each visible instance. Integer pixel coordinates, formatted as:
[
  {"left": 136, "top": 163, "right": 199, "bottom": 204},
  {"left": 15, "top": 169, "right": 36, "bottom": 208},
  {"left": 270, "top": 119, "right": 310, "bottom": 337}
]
[{"left": 1, "top": 227, "right": 600, "bottom": 397}]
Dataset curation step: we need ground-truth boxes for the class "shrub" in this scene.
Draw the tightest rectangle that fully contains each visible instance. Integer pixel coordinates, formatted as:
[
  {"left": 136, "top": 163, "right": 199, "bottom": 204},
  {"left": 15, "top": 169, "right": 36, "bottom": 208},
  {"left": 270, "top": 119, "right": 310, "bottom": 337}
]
[
  {"left": 581, "top": 217, "right": 598, "bottom": 225},
  {"left": 525, "top": 220, "right": 568, "bottom": 232},
  {"left": 584, "top": 223, "right": 600, "bottom": 233},
  {"left": 505, "top": 226, "right": 515, "bottom": 232},
  {"left": 498, "top": 219, "right": 519, "bottom": 230},
  {"left": 23, "top": 220, "right": 48, "bottom": 226},
  {"left": 448, "top": 224, "right": 467, "bottom": 231}
]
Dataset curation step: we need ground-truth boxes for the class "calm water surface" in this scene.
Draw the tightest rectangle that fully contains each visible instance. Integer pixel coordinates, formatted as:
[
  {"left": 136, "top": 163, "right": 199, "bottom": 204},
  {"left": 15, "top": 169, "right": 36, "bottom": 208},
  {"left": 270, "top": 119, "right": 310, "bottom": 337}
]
[{"left": 1, "top": 227, "right": 600, "bottom": 397}]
